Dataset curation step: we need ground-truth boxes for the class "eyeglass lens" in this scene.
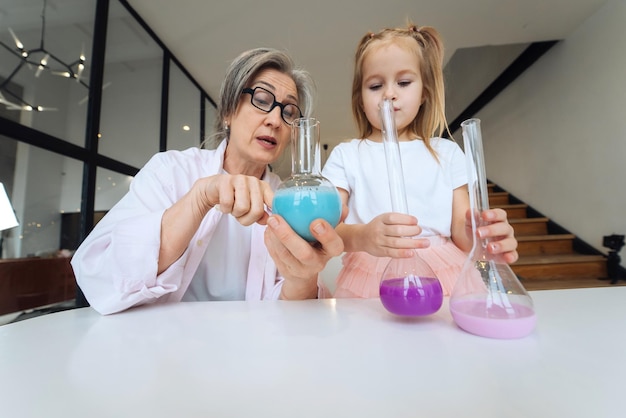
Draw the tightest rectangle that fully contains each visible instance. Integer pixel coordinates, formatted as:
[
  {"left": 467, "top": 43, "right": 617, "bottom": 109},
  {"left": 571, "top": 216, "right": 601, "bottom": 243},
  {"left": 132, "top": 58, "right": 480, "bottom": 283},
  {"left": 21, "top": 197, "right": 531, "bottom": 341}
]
[{"left": 248, "top": 87, "right": 301, "bottom": 124}]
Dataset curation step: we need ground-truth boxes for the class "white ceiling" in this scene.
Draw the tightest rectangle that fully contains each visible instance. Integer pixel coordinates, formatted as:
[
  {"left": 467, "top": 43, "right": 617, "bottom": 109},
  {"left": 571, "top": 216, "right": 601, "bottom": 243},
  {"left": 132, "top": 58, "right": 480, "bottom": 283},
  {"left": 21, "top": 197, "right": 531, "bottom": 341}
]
[
  {"left": 125, "top": 0, "right": 607, "bottom": 145},
  {"left": 0, "top": 0, "right": 608, "bottom": 157}
]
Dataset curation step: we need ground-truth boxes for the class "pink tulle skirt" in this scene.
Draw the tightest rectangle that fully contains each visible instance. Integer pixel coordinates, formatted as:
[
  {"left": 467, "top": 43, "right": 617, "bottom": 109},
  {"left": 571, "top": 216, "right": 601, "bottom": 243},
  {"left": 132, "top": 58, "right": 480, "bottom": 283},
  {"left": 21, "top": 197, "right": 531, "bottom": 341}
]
[{"left": 333, "top": 236, "right": 468, "bottom": 299}]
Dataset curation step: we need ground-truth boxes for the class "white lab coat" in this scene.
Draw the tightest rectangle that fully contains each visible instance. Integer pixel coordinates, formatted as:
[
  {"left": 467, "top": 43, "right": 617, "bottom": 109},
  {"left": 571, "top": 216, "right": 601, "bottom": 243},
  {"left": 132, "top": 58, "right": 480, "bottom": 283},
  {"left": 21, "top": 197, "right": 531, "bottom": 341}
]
[{"left": 71, "top": 140, "right": 284, "bottom": 314}]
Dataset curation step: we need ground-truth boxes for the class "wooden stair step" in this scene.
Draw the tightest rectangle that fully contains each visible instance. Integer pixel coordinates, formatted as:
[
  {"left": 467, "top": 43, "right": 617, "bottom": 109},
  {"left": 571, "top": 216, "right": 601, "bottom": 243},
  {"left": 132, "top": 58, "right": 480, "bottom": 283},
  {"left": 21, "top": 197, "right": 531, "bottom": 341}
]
[
  {"left": 488, "top": 191, "right": 510, "bottom": 205},
  {"left": 484, "top": 182, "right": 613, "bottom": 291},
  {"left": 509, "top": 217, "right": 549, "bottom": 236},
  {"left": 493, "top": 203, "right": 528, "bottom": 219},
  {"left": 521, "top": 277, "right": 625, "bottom": 291},
  {"left": 516, "top": 234, "right": 576, "bottom": 256},
  {"left": 512, "top": 254, "right": 606, "bottom": 279}
]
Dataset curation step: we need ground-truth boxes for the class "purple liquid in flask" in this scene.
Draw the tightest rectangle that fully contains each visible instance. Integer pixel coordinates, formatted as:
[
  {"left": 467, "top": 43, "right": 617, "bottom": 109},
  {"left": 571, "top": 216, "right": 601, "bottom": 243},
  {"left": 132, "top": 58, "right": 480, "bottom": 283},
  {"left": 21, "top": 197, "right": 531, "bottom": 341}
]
[
  {"left": 378, "top": 99, "right": 443, "bottom": 317},
  {"left": 380, "top": 276, "right": 443, "bottom": 316}
]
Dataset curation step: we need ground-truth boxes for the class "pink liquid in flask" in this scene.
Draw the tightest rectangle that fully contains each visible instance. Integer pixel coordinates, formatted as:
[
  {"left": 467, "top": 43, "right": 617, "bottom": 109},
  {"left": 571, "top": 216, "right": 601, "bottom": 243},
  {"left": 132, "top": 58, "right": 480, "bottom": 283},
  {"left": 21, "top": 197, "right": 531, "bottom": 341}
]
[{"left": 450, "top": 299, "right": 537, "bottom": 339}]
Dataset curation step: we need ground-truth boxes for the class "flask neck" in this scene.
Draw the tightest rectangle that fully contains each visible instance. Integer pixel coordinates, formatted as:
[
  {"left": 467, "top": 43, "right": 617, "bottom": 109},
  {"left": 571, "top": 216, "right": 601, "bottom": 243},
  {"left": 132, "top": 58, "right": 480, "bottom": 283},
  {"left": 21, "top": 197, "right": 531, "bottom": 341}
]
[
  {"left": 462, "top": 118, "right": 504, "bottom": 261},
  {"left": 380, "top": 99, "right": 409, "bottom": 214},
  {"left": 291, "top": 118, "right": 321, "bottom": 176}
]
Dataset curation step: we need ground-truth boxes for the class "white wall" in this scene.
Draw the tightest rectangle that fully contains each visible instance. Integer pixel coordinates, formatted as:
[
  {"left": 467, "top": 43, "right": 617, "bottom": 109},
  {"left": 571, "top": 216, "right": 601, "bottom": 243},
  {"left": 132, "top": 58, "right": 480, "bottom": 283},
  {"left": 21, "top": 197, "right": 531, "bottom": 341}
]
[
  {"left": 475, "top": 0, "right": 626, "bottom": 261},
  {"left": 445, "top": 43, "right": 528, "bottom": 121}
]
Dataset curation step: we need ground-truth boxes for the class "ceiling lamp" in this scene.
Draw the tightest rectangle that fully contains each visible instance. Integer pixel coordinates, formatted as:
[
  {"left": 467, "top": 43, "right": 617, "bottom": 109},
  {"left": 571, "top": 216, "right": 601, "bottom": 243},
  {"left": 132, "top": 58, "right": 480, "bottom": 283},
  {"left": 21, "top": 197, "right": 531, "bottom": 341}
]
[{"left": 0, "top": 0, "right": 88, "bottom": 112}]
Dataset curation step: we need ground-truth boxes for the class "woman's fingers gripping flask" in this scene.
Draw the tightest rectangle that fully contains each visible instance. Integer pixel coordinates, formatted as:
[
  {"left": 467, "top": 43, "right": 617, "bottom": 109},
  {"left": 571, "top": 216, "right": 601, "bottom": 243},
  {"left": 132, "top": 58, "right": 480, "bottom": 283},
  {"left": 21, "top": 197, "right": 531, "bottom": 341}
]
[
  {"left": 449, "top": 118, "right": 537, "bottom": 339},
  {"left": 378, "top": 99, "right": 443, "bottom": 317}
]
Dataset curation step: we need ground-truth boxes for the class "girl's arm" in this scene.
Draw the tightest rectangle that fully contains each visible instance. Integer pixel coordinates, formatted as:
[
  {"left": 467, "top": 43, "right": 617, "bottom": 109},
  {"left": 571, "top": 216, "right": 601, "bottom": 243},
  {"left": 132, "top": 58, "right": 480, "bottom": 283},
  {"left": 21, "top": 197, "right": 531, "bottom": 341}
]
[{"left": 450, "top": 185, "right": 473, "bottom": 253}]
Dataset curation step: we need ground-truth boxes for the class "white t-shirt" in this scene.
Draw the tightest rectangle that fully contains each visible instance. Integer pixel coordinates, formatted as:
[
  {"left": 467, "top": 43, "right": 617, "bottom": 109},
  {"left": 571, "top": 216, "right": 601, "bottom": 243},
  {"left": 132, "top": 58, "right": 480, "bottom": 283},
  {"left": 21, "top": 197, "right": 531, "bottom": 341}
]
[
  {"left": 322, "top": 138, "right": 467, "bottom": 237},
  {"left": 182, "top": 212, "right": 251, "bottom": 301},
  {"left": 182, "top": 168, "right": 252, "bottom": 302}
]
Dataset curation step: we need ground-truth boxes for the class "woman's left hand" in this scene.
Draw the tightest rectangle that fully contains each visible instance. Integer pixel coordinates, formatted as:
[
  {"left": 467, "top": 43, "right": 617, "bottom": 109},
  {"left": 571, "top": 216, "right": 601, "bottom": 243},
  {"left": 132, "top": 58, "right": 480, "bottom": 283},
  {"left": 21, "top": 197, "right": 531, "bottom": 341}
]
[
  {"left": 264, "top": 214, "right": 345, "bottom": 300},
  {"left": 469, "top": 208, "right": 519, "bottom": 264}
]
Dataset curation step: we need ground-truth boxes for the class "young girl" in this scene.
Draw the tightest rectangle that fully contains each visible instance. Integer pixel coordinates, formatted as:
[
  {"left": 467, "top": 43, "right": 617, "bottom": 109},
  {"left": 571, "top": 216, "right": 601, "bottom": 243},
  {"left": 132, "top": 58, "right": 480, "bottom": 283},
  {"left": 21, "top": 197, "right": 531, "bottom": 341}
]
[{"left": 321, "top": 23, "right": 519, "bottom": 298}]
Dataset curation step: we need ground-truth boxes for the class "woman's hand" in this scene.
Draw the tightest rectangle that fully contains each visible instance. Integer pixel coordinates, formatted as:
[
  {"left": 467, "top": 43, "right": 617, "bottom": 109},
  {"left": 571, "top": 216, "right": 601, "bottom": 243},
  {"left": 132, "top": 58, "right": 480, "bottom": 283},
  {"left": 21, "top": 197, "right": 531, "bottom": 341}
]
[
  {"left": 264, "top": 214, "right": 345, "bottom": 300},
  {"left": 468, "top": 208, "right": 519, "bottom": 264},
  {"left": 194, "top": 173, "right": 274, "bottom": 226},
  {"left": 158, "top": 174, "right": 273, "bottom": 274}
]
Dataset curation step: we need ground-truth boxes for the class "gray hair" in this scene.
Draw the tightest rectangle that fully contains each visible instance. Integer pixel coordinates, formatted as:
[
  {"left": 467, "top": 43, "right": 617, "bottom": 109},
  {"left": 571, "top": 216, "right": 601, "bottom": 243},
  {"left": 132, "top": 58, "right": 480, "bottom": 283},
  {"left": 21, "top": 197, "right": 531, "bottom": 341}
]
[{"left": 212, "top": 47, "right": 315, "bottom": 141}]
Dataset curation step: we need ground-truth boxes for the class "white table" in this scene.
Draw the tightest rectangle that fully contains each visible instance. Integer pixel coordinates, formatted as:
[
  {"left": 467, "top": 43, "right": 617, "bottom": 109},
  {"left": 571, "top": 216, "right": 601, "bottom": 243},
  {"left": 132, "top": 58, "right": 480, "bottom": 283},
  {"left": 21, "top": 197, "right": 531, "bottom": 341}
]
[{"left": 1, "top": 287, "right": 625, "bottom": 418}]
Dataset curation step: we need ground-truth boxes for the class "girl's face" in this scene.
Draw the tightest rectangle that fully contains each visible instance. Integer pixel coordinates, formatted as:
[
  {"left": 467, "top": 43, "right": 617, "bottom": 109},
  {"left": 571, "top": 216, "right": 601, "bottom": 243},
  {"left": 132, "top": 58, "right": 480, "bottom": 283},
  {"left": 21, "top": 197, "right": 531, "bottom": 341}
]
[
  {"left": 360, "top": 42, "right": 424, "bottom": 141},
  {"left": 225, "top": 68, "right": 298, "bottom": 176}
]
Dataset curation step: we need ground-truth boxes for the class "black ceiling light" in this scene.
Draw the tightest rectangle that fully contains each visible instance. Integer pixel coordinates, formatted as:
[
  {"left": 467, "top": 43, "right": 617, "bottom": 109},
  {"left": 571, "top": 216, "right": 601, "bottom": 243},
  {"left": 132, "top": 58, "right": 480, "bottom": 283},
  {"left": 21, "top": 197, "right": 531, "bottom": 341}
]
[{"left": 0, "top": 0, "right": 88, "bottom": 112}]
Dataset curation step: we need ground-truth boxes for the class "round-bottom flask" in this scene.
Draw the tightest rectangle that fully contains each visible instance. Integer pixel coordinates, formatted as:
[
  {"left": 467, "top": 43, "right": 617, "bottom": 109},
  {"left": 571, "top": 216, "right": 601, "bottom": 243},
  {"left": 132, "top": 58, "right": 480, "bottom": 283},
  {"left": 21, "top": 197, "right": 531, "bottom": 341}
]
[
  {"left": 379, "top": 254, "right": 443, "bottom": 316},
  {"left": 272, "top": 118, "right": 341, "bottom": 242},
  {"left": 450, "top": 118, "right": 536, "bottom": 338},
  {"left": 378, "top": 99, "right": 443, "bottom": 316}
]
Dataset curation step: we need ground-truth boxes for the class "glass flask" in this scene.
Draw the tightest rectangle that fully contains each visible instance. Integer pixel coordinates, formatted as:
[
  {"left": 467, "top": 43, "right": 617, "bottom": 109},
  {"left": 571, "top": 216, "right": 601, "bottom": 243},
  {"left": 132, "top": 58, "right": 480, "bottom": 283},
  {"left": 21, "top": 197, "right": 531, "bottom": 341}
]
[
  {"left": 449, "top": 118, "right": 537, "bottom": 339},
  {"left": 272, "top": 117, "right": 342, "bottom": 242},
  {"left": 378, "top": 99, "right": 443, "bottom": 316}
]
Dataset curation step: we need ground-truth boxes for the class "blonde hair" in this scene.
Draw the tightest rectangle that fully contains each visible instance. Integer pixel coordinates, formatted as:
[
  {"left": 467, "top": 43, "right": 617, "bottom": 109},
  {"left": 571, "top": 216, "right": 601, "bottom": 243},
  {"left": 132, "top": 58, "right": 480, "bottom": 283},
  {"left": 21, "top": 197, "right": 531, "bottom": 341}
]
[{"left": 352, "top": 23, "right": 449, "bottom": 160}]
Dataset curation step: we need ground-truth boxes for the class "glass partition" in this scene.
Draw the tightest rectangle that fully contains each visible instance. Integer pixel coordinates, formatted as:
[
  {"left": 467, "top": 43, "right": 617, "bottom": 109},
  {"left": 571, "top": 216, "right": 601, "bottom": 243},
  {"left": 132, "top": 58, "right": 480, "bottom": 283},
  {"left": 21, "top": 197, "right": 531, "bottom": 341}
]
[
  {"left": 0, "top": 136, "right": 83, "bottom": 258},
  {"left": 1, "top": 0, "right": 217, "bottom": 262},
  {"left": 0, "top": 0, "right": 216, "bottom": 315},
  {"left": 94, "top": 167, "right": 133, "bottom": 212},
  {"left": 167, "top": 62, "right": 201, "bottom": 151},
  {"left": 203, "top": 96, "right": 218, "bottom": 149},
  {"left": 98, "top": 0, "right": 162, "bottom": 167}
]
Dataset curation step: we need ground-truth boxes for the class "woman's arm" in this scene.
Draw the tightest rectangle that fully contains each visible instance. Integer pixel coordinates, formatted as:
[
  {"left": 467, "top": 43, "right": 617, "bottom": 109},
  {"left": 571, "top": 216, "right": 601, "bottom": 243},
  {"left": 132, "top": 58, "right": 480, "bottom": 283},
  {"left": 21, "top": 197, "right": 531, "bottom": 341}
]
[
  {"left": 158, "top": 174, "right": 273, "bottom": 274},
  {"left": 70, "top": 155, "right": 189, "bottom": 314}
]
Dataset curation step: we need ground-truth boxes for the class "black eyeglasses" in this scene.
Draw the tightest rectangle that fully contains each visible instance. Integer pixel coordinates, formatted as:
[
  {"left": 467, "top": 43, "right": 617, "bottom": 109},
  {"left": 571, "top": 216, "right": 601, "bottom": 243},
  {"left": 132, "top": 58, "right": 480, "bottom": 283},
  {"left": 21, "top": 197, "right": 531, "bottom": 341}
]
[{"left": 242, "top": 87, "right": 303, "bottom": 125}]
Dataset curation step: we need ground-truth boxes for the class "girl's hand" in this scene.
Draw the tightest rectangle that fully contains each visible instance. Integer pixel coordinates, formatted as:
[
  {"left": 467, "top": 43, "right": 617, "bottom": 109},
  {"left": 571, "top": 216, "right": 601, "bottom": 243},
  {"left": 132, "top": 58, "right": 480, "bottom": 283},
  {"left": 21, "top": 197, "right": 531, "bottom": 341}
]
[
  {"left": 264, "top": 214, "right": 345, "bottom": 300},
  {"left": 469, "top": 208, "right": 519, "bottom": 264},
  {"left": 359, "top": 212, "right": 430, "bottom": 258}
]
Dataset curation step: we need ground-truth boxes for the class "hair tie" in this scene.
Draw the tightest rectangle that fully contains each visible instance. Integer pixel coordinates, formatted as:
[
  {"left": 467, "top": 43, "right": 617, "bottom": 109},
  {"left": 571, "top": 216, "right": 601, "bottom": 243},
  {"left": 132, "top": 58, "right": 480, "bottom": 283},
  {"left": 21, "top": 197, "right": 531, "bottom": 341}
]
[
  {"left": 410, "top": 25, "right": 420, "bottom": 34},
  {"left": 368, "top": 32, "right": 375, "bottom": 39}
]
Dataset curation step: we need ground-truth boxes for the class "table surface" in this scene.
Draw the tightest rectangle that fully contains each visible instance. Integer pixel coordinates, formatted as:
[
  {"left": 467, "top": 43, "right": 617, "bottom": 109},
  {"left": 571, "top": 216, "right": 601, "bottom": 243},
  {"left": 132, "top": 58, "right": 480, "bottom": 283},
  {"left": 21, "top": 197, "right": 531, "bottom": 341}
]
[{"left": 1, "top": 287, "right": 625, "bottom": 418}]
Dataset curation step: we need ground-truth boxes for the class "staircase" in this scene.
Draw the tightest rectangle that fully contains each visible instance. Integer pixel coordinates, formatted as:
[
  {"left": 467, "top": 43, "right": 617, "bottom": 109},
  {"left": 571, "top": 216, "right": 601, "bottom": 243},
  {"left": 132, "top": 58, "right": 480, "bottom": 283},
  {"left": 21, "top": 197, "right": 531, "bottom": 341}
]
[{"left": 488, "top": 184, "right": 621, "bottom": 291}]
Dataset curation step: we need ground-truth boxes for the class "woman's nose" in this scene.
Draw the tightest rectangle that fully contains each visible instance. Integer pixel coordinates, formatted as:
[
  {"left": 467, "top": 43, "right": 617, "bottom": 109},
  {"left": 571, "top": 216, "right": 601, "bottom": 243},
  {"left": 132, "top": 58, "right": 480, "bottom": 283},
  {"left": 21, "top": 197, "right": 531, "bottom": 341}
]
[{"left": 265, "top": 106, "right": 283, "bottom": 127}]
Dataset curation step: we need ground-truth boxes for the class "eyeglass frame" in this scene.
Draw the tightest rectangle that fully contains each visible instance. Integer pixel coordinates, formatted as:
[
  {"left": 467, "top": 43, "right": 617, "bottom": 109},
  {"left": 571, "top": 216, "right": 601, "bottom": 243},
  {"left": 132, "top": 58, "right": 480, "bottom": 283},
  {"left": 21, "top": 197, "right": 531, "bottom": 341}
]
[{"left": 241, "top": 87, "right": 303, "bottom": 125}]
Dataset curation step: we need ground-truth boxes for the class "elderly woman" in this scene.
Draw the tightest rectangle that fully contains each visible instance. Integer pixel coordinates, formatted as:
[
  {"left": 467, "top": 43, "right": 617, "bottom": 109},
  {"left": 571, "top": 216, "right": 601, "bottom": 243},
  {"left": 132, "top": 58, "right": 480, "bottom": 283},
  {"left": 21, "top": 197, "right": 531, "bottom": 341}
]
[{"left": 71, "top": 48, "right": 344, "bottom": 315}]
